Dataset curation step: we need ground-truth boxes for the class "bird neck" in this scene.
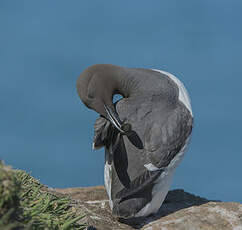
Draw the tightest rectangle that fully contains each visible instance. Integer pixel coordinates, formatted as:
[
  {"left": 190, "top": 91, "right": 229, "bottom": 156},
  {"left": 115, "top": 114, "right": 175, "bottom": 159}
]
[{"left": 111, "top": 67, "right": 139, "bottom": 99}]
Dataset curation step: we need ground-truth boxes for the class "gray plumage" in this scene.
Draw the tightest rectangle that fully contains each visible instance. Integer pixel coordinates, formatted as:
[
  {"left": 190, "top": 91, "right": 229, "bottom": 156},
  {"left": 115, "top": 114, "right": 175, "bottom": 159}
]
[{"left": 76, "top": 64, "right": 193, "bottom": 218}]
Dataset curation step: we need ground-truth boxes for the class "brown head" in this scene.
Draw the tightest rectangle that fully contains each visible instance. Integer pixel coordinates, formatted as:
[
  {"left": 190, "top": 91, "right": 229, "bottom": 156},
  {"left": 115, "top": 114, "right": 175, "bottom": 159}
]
[{"left": 76, "top": 64, "right": 131, "bottom": 133}]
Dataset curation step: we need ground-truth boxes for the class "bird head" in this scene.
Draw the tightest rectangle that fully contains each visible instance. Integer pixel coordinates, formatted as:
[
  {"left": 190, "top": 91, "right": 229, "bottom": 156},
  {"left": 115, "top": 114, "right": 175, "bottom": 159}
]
[{"left": 76, "top": 64, "right": 131, "bottom": 133}]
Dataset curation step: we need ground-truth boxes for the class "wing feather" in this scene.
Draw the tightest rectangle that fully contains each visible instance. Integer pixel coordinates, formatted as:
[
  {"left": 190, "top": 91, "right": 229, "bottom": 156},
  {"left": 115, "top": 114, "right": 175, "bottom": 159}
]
[
  {"left": 93, "top": 116, "right": 111, "bottom": 149},
  {"left": 146, "top": 102, "right": 193, "bottom": 168},
  {"left": 115, "top": 169, "right": 163, "bottom": 202}
]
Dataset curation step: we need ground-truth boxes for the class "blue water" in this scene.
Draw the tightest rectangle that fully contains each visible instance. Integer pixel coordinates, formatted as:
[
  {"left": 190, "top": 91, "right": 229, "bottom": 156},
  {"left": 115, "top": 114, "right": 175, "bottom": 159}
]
[{"left": 1, "top": 0, "right": 242, "bottom": 203}]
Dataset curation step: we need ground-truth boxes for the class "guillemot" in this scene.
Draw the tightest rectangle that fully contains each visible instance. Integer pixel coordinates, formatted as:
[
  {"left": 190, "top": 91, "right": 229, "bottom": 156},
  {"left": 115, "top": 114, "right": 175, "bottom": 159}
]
[{"left": 76, "top": 64, "right": 193, "bottom": 218}]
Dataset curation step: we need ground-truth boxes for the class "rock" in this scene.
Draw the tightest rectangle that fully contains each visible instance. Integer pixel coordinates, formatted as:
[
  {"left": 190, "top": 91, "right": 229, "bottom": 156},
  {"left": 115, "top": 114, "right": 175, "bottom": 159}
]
[{"left": 54, "top": 186, "right": 242, "bottom": 230}]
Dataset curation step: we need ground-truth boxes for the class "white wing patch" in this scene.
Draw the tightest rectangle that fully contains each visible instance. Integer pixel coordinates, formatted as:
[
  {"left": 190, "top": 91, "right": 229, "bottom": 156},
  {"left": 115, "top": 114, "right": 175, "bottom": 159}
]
[{"left": 144, "top": 163, "right": 160, "bottom": 171}]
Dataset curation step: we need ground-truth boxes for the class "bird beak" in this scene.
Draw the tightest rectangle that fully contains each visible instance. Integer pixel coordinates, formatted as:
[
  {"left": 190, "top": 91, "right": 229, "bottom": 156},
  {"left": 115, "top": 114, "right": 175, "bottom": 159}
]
[{"left": 104, "top": 105, "right": 125, "bottom": 133}]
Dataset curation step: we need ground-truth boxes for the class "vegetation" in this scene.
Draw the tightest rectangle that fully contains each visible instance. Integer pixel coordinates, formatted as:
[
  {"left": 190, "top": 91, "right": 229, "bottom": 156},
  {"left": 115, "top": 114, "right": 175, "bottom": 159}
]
[{"left": 0, "top": 161, "right": 86, "bottom": 230}]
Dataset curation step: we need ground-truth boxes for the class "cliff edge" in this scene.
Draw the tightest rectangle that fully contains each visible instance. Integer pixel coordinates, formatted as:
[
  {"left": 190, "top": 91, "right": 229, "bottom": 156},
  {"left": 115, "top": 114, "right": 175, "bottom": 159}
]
[{"left": 54, "top": 186, "right": 242, "bottom": 230}]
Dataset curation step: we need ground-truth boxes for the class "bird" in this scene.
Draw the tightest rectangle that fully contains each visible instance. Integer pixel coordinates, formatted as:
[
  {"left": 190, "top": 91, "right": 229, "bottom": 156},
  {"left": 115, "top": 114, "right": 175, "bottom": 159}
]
[{"left": 76, "top": 64, "right": 193, "bottom": 218}]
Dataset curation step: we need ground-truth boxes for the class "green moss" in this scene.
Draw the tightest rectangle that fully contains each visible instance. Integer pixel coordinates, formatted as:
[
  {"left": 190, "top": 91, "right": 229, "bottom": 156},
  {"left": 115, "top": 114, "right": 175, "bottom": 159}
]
[{"left": 0, "top": 161, "right": 86, "bottom": 230}]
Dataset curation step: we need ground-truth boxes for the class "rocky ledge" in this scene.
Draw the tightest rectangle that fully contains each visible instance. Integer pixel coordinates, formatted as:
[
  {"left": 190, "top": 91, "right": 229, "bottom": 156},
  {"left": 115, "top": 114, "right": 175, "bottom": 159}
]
[{"left": 53, "top": 186, "right": 242, "bottom": 230}]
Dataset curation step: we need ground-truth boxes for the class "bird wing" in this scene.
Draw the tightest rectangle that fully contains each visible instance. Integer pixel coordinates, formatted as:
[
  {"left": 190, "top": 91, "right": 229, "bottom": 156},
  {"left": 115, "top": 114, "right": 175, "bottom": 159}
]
[
  {"left": 145, "top": 102, "right": 193, "bottom": 169},
  {"left": 93, "top": 116, "right": 111, "bottom": 149},
  {"left": 114, "top": 102, "right": 193, "bottom": 201},
  {"left": 93, "top": 101, "right": 192, "bottom": 202},
  {"left": 114, "top": 168, "right": 163, "bottom": 202}
]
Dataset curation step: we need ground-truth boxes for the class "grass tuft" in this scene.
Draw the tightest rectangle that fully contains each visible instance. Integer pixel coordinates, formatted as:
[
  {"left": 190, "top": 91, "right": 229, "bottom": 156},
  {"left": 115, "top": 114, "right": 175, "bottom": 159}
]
[{"left": 0, "top": 161, "right": 86, "bottom": 230}]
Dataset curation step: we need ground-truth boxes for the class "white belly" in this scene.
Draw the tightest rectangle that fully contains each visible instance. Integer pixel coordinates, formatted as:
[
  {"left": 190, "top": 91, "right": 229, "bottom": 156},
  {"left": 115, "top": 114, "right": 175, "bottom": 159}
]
[
  {"left": 135, "top": 137, "right": 190, "bottom": 217},
  {"left": 104, "top": 162, "right": 113, "bottom": 210}
]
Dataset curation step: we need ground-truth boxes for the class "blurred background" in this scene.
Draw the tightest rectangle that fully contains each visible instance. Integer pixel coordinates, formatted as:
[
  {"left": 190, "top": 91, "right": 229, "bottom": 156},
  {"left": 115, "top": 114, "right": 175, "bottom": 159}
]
[{"left": 1, "top": 0, "right": 241, "bottom": 202}]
